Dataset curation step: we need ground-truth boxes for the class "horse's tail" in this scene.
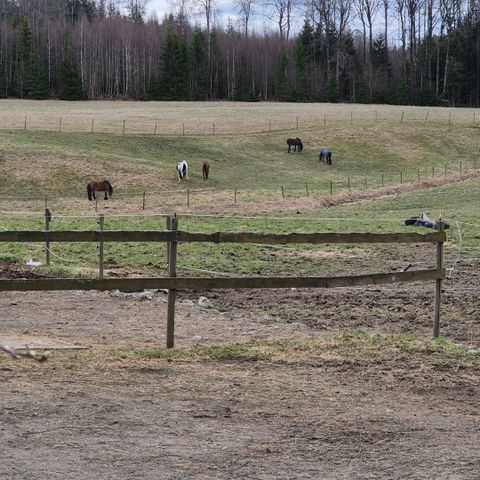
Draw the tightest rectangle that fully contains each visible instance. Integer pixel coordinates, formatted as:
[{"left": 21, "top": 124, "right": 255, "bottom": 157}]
[
  {"left": 105, "top": 180, "right": 113, "bottom": 197},
  {"left": 87, "top": 183, "right": 92, "bottom": 201}
]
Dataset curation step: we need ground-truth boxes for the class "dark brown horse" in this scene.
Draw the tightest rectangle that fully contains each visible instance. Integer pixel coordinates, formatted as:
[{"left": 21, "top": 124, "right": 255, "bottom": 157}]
[
  {"left": 202, "top": 161, "right": 210, "bottom": 180},
  {"left": 287, "top": 138, "right": 303, "bottom": 153},
  {"left": 87, "top": 180, "right": 113, "bottom": 201}
]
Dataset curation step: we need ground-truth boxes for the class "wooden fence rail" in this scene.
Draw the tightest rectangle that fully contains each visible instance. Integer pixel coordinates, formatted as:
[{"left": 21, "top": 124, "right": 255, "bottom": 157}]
[{"left": 0, "top": 217, "right": 446, "bottom": 347}]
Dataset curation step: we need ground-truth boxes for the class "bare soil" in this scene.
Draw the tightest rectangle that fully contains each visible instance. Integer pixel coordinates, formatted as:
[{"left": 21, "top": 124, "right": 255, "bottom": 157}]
[{"left": 1, "top": 258, "right": 480, "bottom": 479}]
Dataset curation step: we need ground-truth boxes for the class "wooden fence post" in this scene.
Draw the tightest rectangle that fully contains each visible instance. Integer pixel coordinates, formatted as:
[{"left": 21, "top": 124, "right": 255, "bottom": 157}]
[
  {"left": 91, "top": 119, "right": 94, "bottom": 133},
  {"left": 444, "top": 164, "right": 447, "bottom": 177},
  {"left": 187, "top": 189, "right": 190, "bottom": 207},
  {"left": 234, "top": 188, "right": 237, "bottom": 204},
  {"left": 460, "top": 161, "right": 462, "bottom": 174},
  {"left": 347, "top": 177, "right": 351, "bottom": 191},
  {"left": 364, "top": 178, "right": 367, "bottom": 189},
  {"left": 182, "top": 123, "right": 185, "bottom": 135},
  {"left": 418, "top": 169, "right": 420, "bottom": 182},
  {"left": 324, "top": 114, "right": 326, "bottom": 127},
  {"left": 424, "top": 111, "right": 429, "bottom": 125},
  {"left": 350, "top": 111, "right": 353, "bottom": 124},
  {"left": 449, "top": 112, "right": 452, "bottom": 125},
  {"left": 433, "top": 218, "right": 444, "bottom": 338},
  {"left": 212, "top": 122, "right": 215, "bottom": 135},
  {"left": 400, "top": 171, "right": 403, "bottom": 184},
  {"left": 281, "top": 186, "right": 285, "bottom": 198},
  {"left": 122, "top": 120, "right": 126, "bottom": 135},
  {"left": 142, "top": 191, "right": 146, "bottom": 210},
  {"left": 24, "top": 116, "right": 27, "bottom": 131},
  {"left": 166, "top": 215, "right": 178, "bottom": 348},
  {"left": 154, "top": 121, "right": 157, "bottom": 135},
  {"left": 45, "top": 208, "right": 51, "bottom": 266},
  {"left": 401, "top": 111, "right": 404, "bottom": 123},
  {"left": 330, "top": 180, "right": 333, "bottom": 195},
  {"left": 305, "top": 182, "right": 309, "bottom": 197},
  {"left": 59, "top": 117, "right": 62, "bottom": 132},
  {"left": 381, "top": 173, "right": 384, "bottom": 187},
  {"left": 269, "top": 119, "right": 271, "bottom": 131},
  {"left": 99, "top": 214, "right": 104, "bottom": 279},
  {"left": 296, "top": 116, "right": 298, "bottom": 129}
]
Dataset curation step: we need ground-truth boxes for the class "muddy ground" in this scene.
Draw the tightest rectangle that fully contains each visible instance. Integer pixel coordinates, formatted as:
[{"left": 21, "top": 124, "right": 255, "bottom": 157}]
[{"left": 1, "top": 259, "right": 480, "bottom": 479}]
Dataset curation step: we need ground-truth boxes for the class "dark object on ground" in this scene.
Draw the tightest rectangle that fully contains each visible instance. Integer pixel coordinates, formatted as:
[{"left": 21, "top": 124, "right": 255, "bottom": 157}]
[{"left": 404, "top": 213, "right": 450, "bottom": 230}]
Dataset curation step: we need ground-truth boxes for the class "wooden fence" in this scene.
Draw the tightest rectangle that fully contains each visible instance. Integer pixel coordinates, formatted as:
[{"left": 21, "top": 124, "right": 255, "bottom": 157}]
[{"left": 0, "top": 216, "right": 446, "bottom": 347}]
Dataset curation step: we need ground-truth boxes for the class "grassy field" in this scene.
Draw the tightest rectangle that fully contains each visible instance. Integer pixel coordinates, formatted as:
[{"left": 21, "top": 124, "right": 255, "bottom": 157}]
[{"left": 0, "top": 100, "right": 479, "bottom": 276}]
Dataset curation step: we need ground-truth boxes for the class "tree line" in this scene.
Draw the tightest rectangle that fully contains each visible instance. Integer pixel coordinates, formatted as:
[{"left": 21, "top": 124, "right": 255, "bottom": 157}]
[{"left": 1, "top": 0, "right": 480, "bottom": 106}]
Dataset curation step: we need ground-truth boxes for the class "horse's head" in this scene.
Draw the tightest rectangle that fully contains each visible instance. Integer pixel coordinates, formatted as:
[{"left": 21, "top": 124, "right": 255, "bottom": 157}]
[{"left": 297, "top": 139, "right": 303, "bottom": 152}]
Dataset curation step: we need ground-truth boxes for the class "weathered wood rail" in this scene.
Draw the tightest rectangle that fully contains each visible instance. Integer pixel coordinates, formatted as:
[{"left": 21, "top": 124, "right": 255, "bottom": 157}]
[{"left": 0, "top": 217, "right": 446, "bottom": 347}]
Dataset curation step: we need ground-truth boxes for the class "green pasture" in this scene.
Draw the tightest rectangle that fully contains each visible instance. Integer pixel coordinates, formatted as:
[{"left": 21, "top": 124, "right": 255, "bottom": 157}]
[
  {"left": 0, "top": 121, "right": 479, "bottom": 202},
  {"left": 0, "top": 101, "right": 478, "bottom": 277}
]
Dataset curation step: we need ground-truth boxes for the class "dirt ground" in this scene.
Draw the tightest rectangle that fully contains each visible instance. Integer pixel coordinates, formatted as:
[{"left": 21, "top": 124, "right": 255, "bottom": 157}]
[{"left": 1, "top": 258, "right": 480, "bottom": 479}]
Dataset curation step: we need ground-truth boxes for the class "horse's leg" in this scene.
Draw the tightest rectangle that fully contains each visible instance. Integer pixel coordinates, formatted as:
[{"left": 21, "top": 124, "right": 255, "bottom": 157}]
[{"left": 104, "top": 191, "right": 108, "bottom": 200}]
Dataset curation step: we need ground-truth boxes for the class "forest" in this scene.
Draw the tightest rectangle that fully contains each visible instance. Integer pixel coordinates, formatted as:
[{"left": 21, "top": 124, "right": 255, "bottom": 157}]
[{"left": 1, "top": 0, "right": 480, "bottom": 106}]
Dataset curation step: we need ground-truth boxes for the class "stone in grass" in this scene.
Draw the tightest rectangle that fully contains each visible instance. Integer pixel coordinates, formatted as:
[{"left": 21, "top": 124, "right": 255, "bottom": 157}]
[{"left": 198, "top": 296, "right": 213, "bottom": 309}]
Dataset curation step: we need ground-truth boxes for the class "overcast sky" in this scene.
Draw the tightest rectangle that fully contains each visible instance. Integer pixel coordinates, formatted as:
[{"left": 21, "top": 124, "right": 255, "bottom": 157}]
[{"left": 145, "top": 0, "right": 286, "bottom": 35}]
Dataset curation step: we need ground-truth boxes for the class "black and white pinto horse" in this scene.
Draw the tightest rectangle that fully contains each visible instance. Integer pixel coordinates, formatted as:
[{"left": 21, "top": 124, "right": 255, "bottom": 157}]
[
  {"left": 319, "top": 148, "right": 332, "bottom": 165},
  {"left": 176, "top": 160, "right": 188, "bottom": 182}
]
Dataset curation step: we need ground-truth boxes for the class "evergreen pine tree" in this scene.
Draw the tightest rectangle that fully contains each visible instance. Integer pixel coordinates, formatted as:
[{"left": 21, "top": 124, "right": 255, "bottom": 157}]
[
  {"left": 19, "top": 17, "right": 32, "bottom": 98},
  {"left": 191, "top": 28, "right": 208, "bottom": 100},
  {"left": 27, "top": 52, "right": 48, "bottom": 99},
  {"left": 59, "top": 50, "right": 85, "bottom": 100}
]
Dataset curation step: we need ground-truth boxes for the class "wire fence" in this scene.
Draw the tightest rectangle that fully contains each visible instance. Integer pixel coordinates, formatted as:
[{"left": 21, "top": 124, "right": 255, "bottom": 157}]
[{"left": 2, "top": 107, "right": 480, "bottom": 135}]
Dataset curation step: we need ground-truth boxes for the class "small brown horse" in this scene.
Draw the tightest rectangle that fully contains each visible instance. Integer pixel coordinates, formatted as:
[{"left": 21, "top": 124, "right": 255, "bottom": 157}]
[
  {"left": 202, "top": 161, "right": 210, "bottom": 180},
  {"left": 87, "top": 180, "right": 113, "bottom": 201},
  {"left": 287, "top": 138, "right": 303, "bottom": 153}
]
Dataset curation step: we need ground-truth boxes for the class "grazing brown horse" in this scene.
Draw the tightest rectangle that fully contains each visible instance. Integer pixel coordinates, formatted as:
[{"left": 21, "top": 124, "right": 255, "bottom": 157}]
[
  {"left": 87, "top": 180, "right": 113, "bottom": 201},
  {"left": 202, "top": 161, "right": 210, "bottom": 180},
  {"left": 287, "top": 138, "right": 303, "bottom": 153}
]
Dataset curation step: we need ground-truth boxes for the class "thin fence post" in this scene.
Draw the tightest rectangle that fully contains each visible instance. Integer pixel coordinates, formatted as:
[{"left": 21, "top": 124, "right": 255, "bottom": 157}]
[
  {"left": 91, "top": 119, "right": 94, "bottom": 133},
  {"left": 122, "top": 120, "right": 126, "bottom": 135},
  {"left": 182, "top": 123, "right": 185, "bottom": 135},
  {"left": 269, "top": 119, "right": 271, "bottom": 131},
  {"left": 432, "top": 165, "right": 435, "bottom": 177},
  {"left": 460, "top": 161, "right": 462, "bottom": 174},
  {"left": 212, "top": 122, "right": 215, "bottom": 135},
  {"left": 330, "top": 180, "right": 333, "bottom": 195},
  {"left": 433, "top": 217, "right": 444, "bottom": 338},
  {"left": 364, "top": 178, "right": 367, "bottom": 190},
  {"left": 99, "top": 214, "right": 104, "bottom": 279},
  {"left": 24, "top": 115, "right": 27, "bottom": 131},
  {"left": 324, "top": 114, "right": 326, "bottom": 127},
  {"left": 45, "top": 208, "right": 51, "bottom": 266},
  {"left": 424, "top": 111, "right": 429, "bottom": 125},
  {"left": 154, "top": 121, "right": 157, "bottom": 135},
  {"left": 281, "top": 186, "right": 285, "bottom": 199},
  {"left": 44, "top": 195, "right": 48, "bottom": 210},
  {"left": 401, "top": 111, "right": 404, "bottom": 123},
  {"left": 142, "top": 191, "right": 146, "bottom": 210},
  {"left": 59, "top": 117, "right": 62, "bottom": 132},
  {"left": 400, "top": 171, "right": 403, "bottom": 184},
  {"left": 305, "top": 182, "right": 309, "bottom": 197},
  {"left": 444, "top": 164, "right": 447, "bottom": 178},
  {"left": 296, "top": 116, "right": 298, "bottom": 129},
  {"left": 95, "top": 197, "right": 98, "bottom": 212},
  {"left": 187, "top": 189, "right": 190, "bottom": 207},
  {"left": 474, "top": 112, "right": 476, "bottom": 124},
  {"left": 350, "top": 111, "right": 353, "bottom": 124},
  {"left": 234, "top": 188, "right": 237, "bottom": 204},
  {"left": 381, "top": 173, "right": 384, "bottom": 187},
  {"left": 418, "top": 169, "right": 420, "bottom": 182},
  {"left": 166, "top": 215, "right": 178, "bottom": 348},
  {"left": 449, "top": 111, "right": 452, "bottom": 125},
  {"left": 347, "top": 177, "right": 351, "bottom": 191}
]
